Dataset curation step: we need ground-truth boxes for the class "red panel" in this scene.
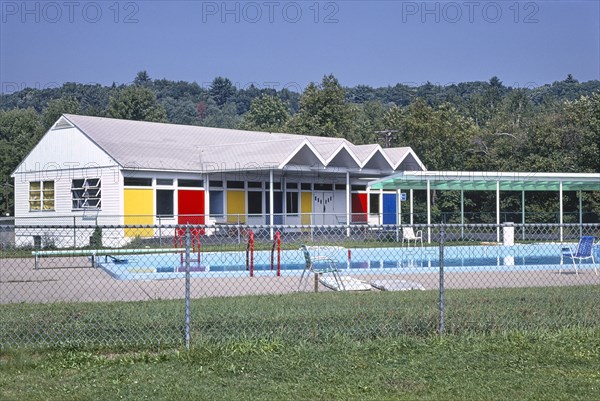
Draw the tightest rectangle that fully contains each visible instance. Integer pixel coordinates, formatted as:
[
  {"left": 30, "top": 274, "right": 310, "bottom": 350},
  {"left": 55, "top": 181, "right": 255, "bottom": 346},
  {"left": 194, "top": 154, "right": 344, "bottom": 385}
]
[
  {"left": 351, "top": 193, "right": 368, "bottom": 223},
  {"left": 178, "top": 190, "right": 205, "bottom": 225}
]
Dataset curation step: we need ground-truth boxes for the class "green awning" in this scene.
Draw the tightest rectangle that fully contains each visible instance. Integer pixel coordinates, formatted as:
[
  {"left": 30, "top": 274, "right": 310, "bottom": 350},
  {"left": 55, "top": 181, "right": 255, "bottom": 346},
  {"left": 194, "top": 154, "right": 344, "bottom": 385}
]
[{"left": 369, "top": 171, "right": 600, "bottom": 192}]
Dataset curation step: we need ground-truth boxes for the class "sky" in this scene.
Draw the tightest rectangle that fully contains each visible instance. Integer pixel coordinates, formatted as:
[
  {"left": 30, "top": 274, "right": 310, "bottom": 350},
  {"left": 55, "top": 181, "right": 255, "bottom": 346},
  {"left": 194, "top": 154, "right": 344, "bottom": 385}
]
[{"left": 1, "top": 0, "right": 599, "bottom": 93}]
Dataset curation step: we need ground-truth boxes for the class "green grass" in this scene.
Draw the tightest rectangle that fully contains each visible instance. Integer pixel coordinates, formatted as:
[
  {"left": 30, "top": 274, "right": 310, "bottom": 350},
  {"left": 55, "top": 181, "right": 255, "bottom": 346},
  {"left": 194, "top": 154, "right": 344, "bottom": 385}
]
[
  {"left": 2, "top": 286, "right": 599, "bottom": 349},
  {"left": 1, "top": 328, "right": 599, "bottom": 400},
  {"left": 1, "top": 286, "right": 599, "bottom": 399}
]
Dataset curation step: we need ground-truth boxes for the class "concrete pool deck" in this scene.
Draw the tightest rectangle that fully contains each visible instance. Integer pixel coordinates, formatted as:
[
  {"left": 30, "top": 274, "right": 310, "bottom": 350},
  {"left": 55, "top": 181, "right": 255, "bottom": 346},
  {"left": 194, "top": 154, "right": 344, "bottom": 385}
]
[{"left": 1, "top": 256, "right": 598, "bottom": 304}]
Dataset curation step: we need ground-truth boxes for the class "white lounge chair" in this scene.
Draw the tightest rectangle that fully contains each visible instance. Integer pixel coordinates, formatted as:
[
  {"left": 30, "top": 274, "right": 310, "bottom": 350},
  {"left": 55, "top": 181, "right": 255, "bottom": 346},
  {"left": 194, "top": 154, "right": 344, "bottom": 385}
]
[
  {"left": 298, "top": 245, "right": 371, "bottom": 292},
  {"left": 402, "top": 227, "right": 423, "bottom": 247}
]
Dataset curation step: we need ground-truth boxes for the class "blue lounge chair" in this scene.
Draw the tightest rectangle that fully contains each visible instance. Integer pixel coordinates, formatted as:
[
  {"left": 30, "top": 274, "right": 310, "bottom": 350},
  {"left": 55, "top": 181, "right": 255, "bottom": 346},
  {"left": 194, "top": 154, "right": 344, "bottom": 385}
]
[{"left": 561, "top": 236, "right": 598, "bottom": 275}]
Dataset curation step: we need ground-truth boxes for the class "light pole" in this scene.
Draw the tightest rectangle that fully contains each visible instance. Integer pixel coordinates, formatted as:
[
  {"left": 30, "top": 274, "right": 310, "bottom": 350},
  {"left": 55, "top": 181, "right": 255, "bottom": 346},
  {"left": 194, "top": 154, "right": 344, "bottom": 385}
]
[{"left": 374, "top": 130, "right": 398, "bottom": 148}]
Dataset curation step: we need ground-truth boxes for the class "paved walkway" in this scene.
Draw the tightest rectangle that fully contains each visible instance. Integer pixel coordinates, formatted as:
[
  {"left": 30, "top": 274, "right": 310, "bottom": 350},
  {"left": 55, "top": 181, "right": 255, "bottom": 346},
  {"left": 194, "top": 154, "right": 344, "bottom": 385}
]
[{"left": 1, "top": 256, "right": 598, "bottom": 304}]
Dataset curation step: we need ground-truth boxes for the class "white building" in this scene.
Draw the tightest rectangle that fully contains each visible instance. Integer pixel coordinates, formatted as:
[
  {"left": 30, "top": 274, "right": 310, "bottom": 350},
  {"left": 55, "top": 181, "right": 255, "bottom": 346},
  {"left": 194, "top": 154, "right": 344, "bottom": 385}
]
[{"left": 12, "top": 114, "right": 426, "bottom": 247}]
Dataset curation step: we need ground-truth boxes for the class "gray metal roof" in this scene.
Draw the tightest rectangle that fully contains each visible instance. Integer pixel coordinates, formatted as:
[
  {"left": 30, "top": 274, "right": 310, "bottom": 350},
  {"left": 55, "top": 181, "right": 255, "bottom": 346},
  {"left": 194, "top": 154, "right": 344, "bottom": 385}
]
[{"left": 61, "top": 114, "right": 425, "bottom": 173}]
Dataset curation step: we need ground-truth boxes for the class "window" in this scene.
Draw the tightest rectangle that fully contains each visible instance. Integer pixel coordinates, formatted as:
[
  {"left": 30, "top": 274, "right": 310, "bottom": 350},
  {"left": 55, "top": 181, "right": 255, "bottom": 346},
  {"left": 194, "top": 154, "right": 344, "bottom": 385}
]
[
  {"left": 178, "top": 179, "right": 203, "bottom": 188},
  {"left": 286, "top": 182, "right": 298, "bottom": 189},
  {"left": 369, "top": 193, "right": 380, "bottom": 214},
  {"left": 156, "top": 190, "right": 174, "bottom": 217},
  {"left": 247, "top": 192, "right": 263, "bottom": 214},
  {"left": 351, "top": 185, "right": 366, "bottom": 191},
  {"left": 335, "top": 184, "right": 346, "bottom": 190},
  {"left": 124, "top": 177, "right": 152, "bottom": 186},
  {"left": 156, "top": 179, "right": 173, "bottom": 186},
  {"left": 209, "top": 191, "right": 224, "bottom": 217},
  {"left": 227, "top": 180, "right": 244, "bottom": 189},
  {"left": 247, "top": 182, "right": 262, "bottom": 189},
  {"left": 286, "top": 192, "right": 299, "bottom": 214},
  {"left": 314, "top": 183, "right": 333, "bottom": 191},
  {"left": 29, "top": 181, "right": 54, "bottom": 211},
  {"left": 72, "top": 178, "right": 101, "bottom": 210},
  {"left": 301, "top": 183, "right": 311, "bottom": 191},
  {"left": 209, "top": 180, "right": 223, "bottom": 188}
]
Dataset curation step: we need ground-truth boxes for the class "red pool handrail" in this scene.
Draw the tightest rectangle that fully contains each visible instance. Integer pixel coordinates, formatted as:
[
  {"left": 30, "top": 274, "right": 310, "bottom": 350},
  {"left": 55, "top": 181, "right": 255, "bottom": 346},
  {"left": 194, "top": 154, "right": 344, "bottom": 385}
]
[
  {"left": 175, "top": 227, "right": 201, "bottom": 266},
  {"left": 271, "top": 231, "right": 281, "bottom": 277},
  {"left": 246, "top": 230, "right": 255, "bottom": 277}
]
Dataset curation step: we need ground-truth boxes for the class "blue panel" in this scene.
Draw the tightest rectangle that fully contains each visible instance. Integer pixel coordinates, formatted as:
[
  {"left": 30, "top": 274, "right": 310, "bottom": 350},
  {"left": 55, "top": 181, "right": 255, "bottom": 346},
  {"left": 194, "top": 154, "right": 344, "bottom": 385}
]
[
  {"left": 209, "top": 191, "right": 224, "bottom": 216},
  {"left": 266, "top": 192, "right": 284, "bottom": 224},
  {"left": 382, "top": 193, "right": 397, "bottom": 224}
]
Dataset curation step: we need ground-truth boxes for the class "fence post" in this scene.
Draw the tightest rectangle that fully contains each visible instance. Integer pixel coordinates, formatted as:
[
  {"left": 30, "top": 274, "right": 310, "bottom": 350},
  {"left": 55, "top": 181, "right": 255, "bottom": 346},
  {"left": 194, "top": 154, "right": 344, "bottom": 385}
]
[
  {"left": 439, "top": 226, "right": 445, "bottom": 335},
  {"left": 185, "top": 225, "right": 191, "bottom": 351}
]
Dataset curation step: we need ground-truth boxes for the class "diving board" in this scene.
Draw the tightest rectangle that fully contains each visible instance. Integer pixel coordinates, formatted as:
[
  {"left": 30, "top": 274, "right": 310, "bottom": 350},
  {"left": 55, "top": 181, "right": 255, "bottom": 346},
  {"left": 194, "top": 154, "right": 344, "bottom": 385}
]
[{"left": 32, "top": 248, "right": 182, "bottom": 269}]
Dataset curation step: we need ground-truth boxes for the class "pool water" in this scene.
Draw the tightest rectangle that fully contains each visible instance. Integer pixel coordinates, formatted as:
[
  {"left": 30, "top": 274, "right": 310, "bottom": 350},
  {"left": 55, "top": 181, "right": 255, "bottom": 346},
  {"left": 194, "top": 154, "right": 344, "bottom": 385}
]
[{"left": 97, "top": 243, "right": 599, "bottom": 280}]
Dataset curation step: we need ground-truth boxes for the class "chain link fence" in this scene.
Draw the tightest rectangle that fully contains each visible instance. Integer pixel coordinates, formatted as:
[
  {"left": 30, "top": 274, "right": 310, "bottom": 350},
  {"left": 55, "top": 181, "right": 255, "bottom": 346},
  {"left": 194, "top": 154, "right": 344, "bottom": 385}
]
[{"left": 1, "top": 221, "right": 599, "bottom": 349}]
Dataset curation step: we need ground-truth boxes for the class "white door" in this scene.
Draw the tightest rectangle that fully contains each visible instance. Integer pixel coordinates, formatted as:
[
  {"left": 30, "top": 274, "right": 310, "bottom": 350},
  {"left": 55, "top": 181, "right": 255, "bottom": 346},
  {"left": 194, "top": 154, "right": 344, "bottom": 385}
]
[{"left": 313, "top": 192, "right": 335, "bottom": 225}]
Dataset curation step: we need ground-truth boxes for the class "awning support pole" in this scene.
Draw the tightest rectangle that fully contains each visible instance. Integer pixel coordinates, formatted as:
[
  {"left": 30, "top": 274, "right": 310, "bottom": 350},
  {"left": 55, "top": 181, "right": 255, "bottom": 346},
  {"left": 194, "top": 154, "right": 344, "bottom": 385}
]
[
  {"left": 522, "top": 190, "right": 526, "bottom": 241},
  {"left": 427, "top": 180, "right": 431, "bottom": 244},
  {"left": 460, "top": 190, "right": 464, "bottom": 240},
  {"left": 496, "top": 181, "right": 500, "bottom": 243},
  {"left": 579, "top": 190, "right": 583, "bottom": 238},
  {"left": 559, "top": 181, "right": 563, "bottom": 242},
  {"left": 269, "top": 169, "right": 274, "bottom": 240},
  {"left": 410, "top": 189, "right": 414, "bottom": 226},
  {"left": 397, "top": 188, "right": 402, "bottom": 242},
  {"left": 346, "top": 172, "right": 350, "bottom": 237}
]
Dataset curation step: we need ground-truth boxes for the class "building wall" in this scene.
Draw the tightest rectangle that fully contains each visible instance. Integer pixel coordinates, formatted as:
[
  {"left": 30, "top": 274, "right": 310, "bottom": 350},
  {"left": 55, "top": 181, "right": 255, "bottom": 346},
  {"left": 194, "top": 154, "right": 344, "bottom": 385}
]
[
  {"left": 12, "top": 126, "right": 407, "bottom": 247},
  {"left": 301, "top": 192, "right": 312, "bottom": 224},
  {"left": 351, "top": 193, "right": 368, "bottom": 223},
  {"left": 13, "top": 166, "right": 123, "bottom": 247},
  {"left": 383, "top": 193, "right": 398, "bottom": 224},
  {"left": 177, "top": 190, "right": 205, "bottom": 225},
  {"left": 124, "top": 188, "right": 154, "bottom": 238},
  {"left": 226, "top": 191, "right": 246, "bottom": 224},
  {"left": 14, "top": 126, "right": 119, "bottom": 174}
]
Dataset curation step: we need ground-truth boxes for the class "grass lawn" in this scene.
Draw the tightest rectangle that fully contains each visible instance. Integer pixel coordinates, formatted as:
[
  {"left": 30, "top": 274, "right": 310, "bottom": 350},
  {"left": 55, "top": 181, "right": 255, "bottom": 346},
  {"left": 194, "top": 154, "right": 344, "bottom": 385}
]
[
  {"left": 1, "top": 286, "right": 599, "bottom": 400},
  {"left": 1, "top": 328, "right": 599, "bottom": 400}
]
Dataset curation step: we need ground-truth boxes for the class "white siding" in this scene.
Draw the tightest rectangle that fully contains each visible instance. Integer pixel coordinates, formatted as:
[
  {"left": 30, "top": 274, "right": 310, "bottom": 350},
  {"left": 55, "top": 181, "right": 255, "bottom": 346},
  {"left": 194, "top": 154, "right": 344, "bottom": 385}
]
[
  {"left": 14, "top": 126, "right": 119, "bottom": 174},
  {"left": 13, "top": 167, "right": 123, "bottom": 248},
  {"left": 12, "top": 124, "right": 124, "bottom": 248},
  {"left": 14, "top": 168, "right": 122, "bottom": 219},
  {"left": 13, "top": 126, "right": 121, "bottom": 215}
]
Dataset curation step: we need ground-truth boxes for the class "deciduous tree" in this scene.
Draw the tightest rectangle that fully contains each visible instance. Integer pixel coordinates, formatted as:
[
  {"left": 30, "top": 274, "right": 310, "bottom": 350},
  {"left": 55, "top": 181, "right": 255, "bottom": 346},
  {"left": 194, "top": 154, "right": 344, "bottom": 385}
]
[
  {"left": 240, "top": 95, "right": 290, "bottom": 132},
  {"left": 107, "top": 86, "right": 167, "bottom": 122},
  {"left": 0, "top": 108, "right": 44, "bottom": 214},
  {"left": 41, "top": 96, "right": 81, "bottom": 130},
  {"left": 286, "top": 75, "right": 357, "bottom": 140}
]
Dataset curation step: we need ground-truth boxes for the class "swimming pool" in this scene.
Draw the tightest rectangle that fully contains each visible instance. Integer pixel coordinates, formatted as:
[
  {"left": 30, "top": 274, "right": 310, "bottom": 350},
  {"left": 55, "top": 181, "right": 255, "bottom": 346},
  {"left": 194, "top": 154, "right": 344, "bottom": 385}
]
[{"left": 96, "top": 243, "right": 599, "bottom": 280}]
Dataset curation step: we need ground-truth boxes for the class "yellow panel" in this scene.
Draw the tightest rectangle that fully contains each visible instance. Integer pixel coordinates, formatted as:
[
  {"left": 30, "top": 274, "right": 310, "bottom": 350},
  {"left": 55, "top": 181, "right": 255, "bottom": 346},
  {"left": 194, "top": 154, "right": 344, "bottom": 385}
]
[
  {"left": 124, "top": 189, "right": 154, "bottom": 237},
  {"left": 227, "top": 191, "right": 246, "bottom": 223},
  {"left": 301, "top": 192, "right": 312, "bottom": 225}
]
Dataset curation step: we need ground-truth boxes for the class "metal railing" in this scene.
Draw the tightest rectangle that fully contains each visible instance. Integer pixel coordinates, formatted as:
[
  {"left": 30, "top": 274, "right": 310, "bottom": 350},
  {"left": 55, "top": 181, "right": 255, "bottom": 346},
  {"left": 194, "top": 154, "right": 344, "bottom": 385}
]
[{"left": 1, "top": 222, "right": 599, "bottom": 349}]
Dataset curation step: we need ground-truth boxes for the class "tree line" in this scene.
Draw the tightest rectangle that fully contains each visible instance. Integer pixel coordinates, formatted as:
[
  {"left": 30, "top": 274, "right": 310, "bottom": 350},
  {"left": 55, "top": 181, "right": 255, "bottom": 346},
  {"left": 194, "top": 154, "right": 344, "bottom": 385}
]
[{"left": 1, "top": 72, "right": 599, "bottom": 219}]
